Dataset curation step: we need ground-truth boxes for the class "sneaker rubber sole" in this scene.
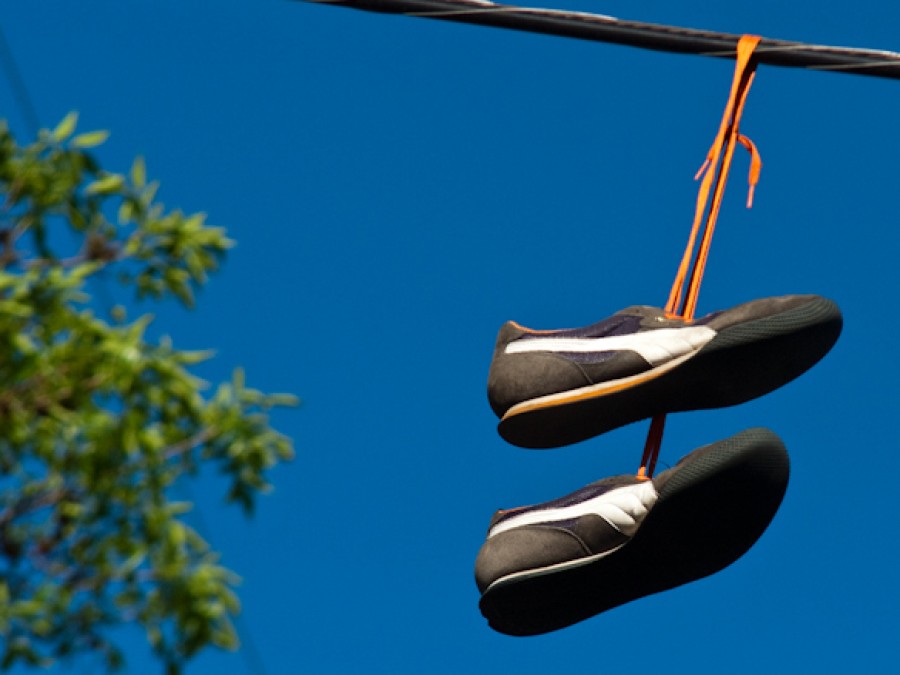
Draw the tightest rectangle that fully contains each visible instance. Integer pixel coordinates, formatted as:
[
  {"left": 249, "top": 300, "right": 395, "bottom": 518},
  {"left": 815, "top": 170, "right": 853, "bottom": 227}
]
[
  {"left": 478, "top": 428, "right": 790, "bottom": 636},
  {"left": 497, "top": 296, "right": 841, "bottom": 448}
]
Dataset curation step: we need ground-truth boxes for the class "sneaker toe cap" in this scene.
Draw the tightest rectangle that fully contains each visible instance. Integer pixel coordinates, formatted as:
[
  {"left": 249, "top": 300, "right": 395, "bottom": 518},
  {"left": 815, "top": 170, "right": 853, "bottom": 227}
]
[
  {"left": 475, "top": 526, "right": 590, "bottom": 594},
  {"left": 487, "top": 352, "right": 591, "bottom": 417}
]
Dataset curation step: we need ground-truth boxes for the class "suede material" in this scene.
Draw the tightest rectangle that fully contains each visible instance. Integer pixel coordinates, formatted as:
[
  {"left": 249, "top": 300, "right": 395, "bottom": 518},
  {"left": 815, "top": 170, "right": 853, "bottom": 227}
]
[
  {"left": 487, "top": 350, "right": 592, "bottom": 417},
  {"left": 555, "top": 295, "right": 817, "bottom": 333},
  {"left": 474, "top": 431, "right": 788, "bottom": 596},
  {"left": 615, "top": 305, "right": 686, "bottom": 329},
  {"left": 476, "top": 434, "right": 787, "bottom": 597},
  {"left": 586, "top": 474, "right": 644, "bottom": 490},
  {"left": 475, "top": 526, "right": 591, "bottom": 593},
  {"left": 485, "top": 475, "right": 645, "bottom": 532},
  {"left": 486, "top": 295, "right": 825, "bottom": 419},
  {"left": 487, "top": 322, "right": 654, "bottom": 417},
  {"left": 477, "top": 428, "right": 791, "bottom": 635},
  {"left": 477, "top": 486, "right": 639, "bottom": 592},
  {"left": 487, "top": 307, "right": 678, "bottom": 418},
  {"left": 579, "top": 351, "right": 651, "bottom": 384},
  {"left": 568, "top": 514, "right": 631, "bottom": 555},
  {"left": 493, "top": 321, "right": 528, "bottom": 347}
]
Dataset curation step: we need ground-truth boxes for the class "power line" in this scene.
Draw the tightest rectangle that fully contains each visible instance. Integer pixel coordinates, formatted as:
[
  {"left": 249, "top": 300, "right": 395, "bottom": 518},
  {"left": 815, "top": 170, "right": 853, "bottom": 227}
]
[
  {"left": 300, "top": 0, "right": 900, "bottom": 81},
  {"left": 0, "top": 25, "right": 40, "bottom": 137},
  {"left": 0, "top": 22, "right": 270, "bottom": 675},
  {"left": 0, "top": 23, "right": 122, "bottom": 317}
]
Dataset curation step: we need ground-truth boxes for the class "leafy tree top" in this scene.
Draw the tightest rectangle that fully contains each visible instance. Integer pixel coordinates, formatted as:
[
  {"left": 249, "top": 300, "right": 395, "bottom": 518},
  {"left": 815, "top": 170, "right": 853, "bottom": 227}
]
[{"left": 0, "top": 114, "right": 296, "bottom": 673}]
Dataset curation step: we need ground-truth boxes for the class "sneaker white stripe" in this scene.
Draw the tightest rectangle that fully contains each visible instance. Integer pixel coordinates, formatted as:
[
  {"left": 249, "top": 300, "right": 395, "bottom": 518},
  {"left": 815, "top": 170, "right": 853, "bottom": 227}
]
[
  {"left": 505, "top": 326, "right": 716, "bottom": 366},
  {"left": 487, "top": 481, "right": 659, "bottom": 539}
]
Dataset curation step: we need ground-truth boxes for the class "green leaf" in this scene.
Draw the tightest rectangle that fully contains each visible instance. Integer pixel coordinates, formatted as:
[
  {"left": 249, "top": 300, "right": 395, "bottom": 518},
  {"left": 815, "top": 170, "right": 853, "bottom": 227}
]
[
  {"left": 12, "top": 333, "right": 36, "bottom": 353},
  {"left": 177, "top": 349, "right": 215, "bottom": 366},
  {"left": 71, "top": 261, "right": 101, "bottom": 281},
  {"left": 0, "top": 115, "right": 296, "bottom": 673},
  {"left": 0, "top": 300, "right": 32, "bottom": 318},
  {"left": 117, "top": 550, "right": 147, "bottom": 577},
  {"left": 131, "top": 156, "right": 147, "bottom": 188},
  {"left": 52, "top": 111, "right": 78, "bottom": 141},
  {"left": 118, "top": 200, "right": 135, "bottom": 224},
  {"left": 85, "top": 174, "right": 125, "bottom": 195},
  {"left": 71, "top": 130, "right": 109, "bottom": 148}
]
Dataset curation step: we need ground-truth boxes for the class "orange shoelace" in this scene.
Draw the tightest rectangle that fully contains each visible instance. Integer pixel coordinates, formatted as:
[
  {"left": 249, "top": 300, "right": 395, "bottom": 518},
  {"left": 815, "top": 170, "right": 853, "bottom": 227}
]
[{"left": 638, "top": 35, "right": 762, "bottom": 480}]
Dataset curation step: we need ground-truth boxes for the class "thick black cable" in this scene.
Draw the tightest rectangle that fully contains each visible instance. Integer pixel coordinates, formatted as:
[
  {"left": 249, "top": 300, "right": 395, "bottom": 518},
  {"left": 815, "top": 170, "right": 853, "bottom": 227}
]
[{"left": 301, "top": 0, "right": 900, "bottom": 81}]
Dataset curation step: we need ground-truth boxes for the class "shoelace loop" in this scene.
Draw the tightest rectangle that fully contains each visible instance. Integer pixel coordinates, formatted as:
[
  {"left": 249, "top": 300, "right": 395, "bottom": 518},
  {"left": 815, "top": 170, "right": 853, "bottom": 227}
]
[{"left": 639, "top": 35, "right": 762, "bottom": 478}]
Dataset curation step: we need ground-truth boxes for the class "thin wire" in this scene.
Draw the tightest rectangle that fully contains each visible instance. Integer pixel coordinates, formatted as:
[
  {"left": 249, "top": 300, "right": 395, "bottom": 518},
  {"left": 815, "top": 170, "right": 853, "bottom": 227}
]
[
  {"left": 0, "top": 22, "right": 269, "bottom": 675},
  {"left": 0, "top": 25, "right": 40, "bottom": 137},
  {"left": 1, "top": 22, "right": 102, "bottom": 675},
  {"left": 177, "top": 480, "right": 270, "bottom": 675},
  {"left": 0, "top": 22, "right": 121, "bottom": 316}
]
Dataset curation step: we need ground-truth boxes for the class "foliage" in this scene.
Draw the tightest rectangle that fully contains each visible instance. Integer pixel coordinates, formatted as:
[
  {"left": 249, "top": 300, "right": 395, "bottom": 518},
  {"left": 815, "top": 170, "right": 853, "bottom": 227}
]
[{"left": 0, "top": 113, "right": 296, "bottom": 672}]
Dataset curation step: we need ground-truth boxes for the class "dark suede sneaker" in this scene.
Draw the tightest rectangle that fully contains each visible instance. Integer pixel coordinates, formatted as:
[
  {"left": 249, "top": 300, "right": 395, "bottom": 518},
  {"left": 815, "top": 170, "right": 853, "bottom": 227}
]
[
  {"left": 475, "top": 428, "right": 790, "bottom": 636},
  {"left": 489, "top": 294, "right": 841, "bottom": 448}
]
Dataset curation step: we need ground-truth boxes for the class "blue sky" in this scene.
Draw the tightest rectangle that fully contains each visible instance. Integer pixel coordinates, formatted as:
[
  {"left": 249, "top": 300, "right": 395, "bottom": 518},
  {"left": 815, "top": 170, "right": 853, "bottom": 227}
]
[{"left": 3, "top": 1, "right": 899, "bottom": 673}]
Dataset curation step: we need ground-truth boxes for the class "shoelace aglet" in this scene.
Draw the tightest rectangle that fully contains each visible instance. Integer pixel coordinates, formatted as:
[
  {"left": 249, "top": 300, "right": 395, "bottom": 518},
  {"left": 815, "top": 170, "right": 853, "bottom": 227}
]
[
  {"left": 737, "top": 133, "right": 762, "bottom": 209},
  {"left": 694, "top": 157, "right": 712, "bottom": 181}
]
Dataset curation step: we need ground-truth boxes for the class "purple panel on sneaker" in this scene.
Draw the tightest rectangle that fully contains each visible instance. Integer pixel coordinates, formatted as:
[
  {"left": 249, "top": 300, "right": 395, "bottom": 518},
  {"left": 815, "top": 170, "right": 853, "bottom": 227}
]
[
  {"left": 694, "top": 311, "right": 723, "bottom": 325},
  {"left": 530, "top": 517, "right": 584, "bottom": 532},
  {"left": 491, "top": 482, "right": 622, "bottom": 529},
  {"left": 515, "top": 314, "right": 644, "bottom": 341},
  {"left": 556, "top": 350, "right": 618, "bottom": 365}
]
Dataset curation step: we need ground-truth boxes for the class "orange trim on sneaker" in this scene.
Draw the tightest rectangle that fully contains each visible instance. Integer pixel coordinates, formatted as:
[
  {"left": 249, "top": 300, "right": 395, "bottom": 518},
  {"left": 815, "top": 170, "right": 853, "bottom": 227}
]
[{"left": 502, "top": 348, "right": 700, "bottom": 419}]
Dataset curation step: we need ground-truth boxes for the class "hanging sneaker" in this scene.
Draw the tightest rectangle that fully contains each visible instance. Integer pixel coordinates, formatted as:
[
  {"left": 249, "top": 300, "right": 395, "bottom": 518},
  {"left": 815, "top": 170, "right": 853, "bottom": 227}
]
[
  {"left": 475, "top": 427, "right": 789, "bottom": 636},
  {"left": 488, "top": 294, "right": 841, "bottom": 448}
]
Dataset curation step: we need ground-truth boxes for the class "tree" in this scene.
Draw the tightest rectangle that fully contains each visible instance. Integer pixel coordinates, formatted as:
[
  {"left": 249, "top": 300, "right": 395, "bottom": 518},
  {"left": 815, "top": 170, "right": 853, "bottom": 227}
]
[{"left": 0, "top": 113, "right": 296, "bottom": 672}]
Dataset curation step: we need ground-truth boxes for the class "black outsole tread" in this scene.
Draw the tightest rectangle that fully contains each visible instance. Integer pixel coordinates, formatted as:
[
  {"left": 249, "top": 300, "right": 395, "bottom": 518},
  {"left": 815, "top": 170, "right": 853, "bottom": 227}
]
[{"left": 479, "top": 429, "right": 790, "bottom": 636}]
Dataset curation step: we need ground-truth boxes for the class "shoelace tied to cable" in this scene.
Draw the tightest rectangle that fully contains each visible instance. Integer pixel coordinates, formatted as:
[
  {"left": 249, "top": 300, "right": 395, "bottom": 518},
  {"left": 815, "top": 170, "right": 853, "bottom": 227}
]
[{"left": 638, "top": 35, "right": 763, "bottom": 480}]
